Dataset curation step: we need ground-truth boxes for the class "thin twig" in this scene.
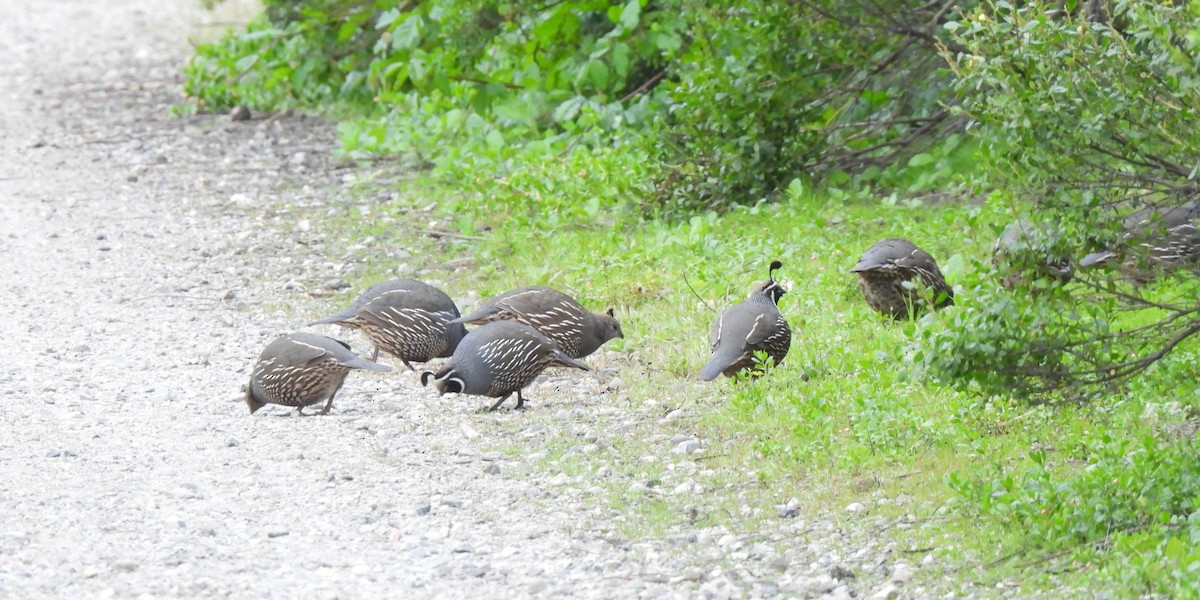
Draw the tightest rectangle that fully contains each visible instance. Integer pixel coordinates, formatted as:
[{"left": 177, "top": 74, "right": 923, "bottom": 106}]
[
  {"left": 419, "top": 229, "right": 488, "bottom": 242},
  {"left": 682, "top": 273, "right": 716, "bottom": 312}
]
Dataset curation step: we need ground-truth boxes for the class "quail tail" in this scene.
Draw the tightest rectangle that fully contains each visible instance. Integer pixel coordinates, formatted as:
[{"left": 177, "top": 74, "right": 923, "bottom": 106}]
[
  {"left": 346, "top": 356, "right": 393, "bottom": 372},
  {"left": 1079, "top": 250, "right": 1117, "bottom": 267},
  {"left": 551, "top": 349, "right": 591, "bottom": 371},
  {"left": 447, "top": 307, "right": 497, "bottom": 326},
  {"left": 700, "top": 349, "right": 741, "bottom": 381},
  {"left": 306, "top": 308, "right": 357, "bottom": 327}
]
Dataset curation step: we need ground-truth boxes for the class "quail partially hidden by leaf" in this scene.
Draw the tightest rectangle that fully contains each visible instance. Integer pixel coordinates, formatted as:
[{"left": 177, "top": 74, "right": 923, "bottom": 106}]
[
  {"left": 1079, "top": 202, "right": 1200, "bottom": 282},
  {"left": 421, "top": 321, "right": 590, "bottom": 412},
  {"left": 701, "top": 260, "right": 792, "bottom": 381},
  {"left": 992, "top": 220, "right": 1073, "bottom": 289},
  {"left": 245, "top": 333, "right": 390, "bottom": 415},
  {"left": 851, "top": 238, "right": 954, "bottom": 320},
  {"left": 308, "top": 278, "right": 467, "bottom": 370},
  {"left": 450, "top": 286, "right": 622, "bottom": 359}
]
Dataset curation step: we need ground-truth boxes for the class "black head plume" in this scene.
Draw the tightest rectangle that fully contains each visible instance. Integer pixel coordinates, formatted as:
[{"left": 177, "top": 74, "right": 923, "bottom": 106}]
[
  {"left": 420, "top": 372, "right": 434, "bottom": 387},
  {"left": 763, "top": 260, "right": 786, "bottom": 305}
]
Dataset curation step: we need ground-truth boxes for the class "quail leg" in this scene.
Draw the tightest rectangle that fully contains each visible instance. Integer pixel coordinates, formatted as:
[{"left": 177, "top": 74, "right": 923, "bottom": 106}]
[
  {"left": 513, "top": 390, "right": 526, "bottom": 410},
  {"left": 486, "top": 393, "right": 512, "bottom": 412},
  {"left": 317, "top": 390, "right": 339, "bottom": 416},
  {"left": 401, "top": 359, "right": 415, "bottom": 371}
]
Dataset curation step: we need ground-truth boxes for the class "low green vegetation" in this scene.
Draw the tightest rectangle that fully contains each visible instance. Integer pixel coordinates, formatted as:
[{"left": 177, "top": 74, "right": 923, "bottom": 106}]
[{"left": 189, "top": 0, "right": 1200, "bottom": 594}]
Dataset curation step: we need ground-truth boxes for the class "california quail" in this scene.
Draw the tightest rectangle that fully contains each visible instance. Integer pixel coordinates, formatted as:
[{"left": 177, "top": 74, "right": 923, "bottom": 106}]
[
  {"left": 1079, "top": 202, "right": 1200, "bottom": 281},
  {"left": 308, "top": 279, "right": 467, "bottom": 370},
  {"left": 701, "top": 260, "right": 792, "bottom": 381},
  {"left": 420, "top": 321, "right": 590, "bottom": 411},
  {"left": 992, "top": 220, "right": 1073, "bottom": 289},
  {"left": 850, "top": 238, "right": 954, "bottom": 319},
  {"left": 245, "top": 332, "right": 390, "bottom": 415},
  {"left": 450, "top": 286, "right": 622, "bottom": 359}
]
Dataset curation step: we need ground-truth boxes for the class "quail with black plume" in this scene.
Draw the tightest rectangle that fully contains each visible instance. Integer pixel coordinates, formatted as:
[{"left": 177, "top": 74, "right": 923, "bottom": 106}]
[
  {"left": 701, "top": 260, "right": 792, "bottom": 381},
  {"left": 450, "top": 286, "right": 622, "bottom": 359},
  {"left": 245, "top": 332, "right": 390, "bottom": 415},
  {"left": 308, "top": 278, "right": 467, "bottom": 370},
  {"left": 421, "top": 321, "right": 590, "bottom": 411},
  {"left": 850, "top": 238, "right": 953, "bottom": 320},
  {"left": 1079, "top": 201, "right": 1200, "bottom": 282}
]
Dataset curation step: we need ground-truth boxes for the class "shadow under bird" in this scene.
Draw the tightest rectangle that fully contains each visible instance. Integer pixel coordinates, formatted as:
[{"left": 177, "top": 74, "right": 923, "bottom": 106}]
[
  {"left": 421, "top": 320, "right": 590, "bottom": 412},
  {"left": 308, "top": 278, "right": 467, "bottom": 370},
  {"left": 245, "top": 332, "right": 390, "bottom": 415},
  {"left": 1079, "top": 201, "right": 1200, "bottom": 282},
  {"left": 850, "top": 238, "right": 953, "bottom": 320},
  {"left": 701, "top": 260, "right": 792, "bottom": 381},
  {"left": 449, "top": 286, "right": 622, "bottom": 359}
]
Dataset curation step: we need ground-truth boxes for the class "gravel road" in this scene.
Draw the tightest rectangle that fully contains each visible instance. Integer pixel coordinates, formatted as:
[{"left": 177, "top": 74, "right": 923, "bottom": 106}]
[{"left": 0, "top": 2, "right": 962, "bottom": 599}]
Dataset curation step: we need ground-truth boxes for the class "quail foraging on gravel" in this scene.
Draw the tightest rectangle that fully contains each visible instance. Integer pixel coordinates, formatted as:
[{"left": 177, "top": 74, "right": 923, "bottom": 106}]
[
  {"left": 992, "top": 220, "right": 1073, "bottom": 289},
  {"left": 450, "top": 286, "right": 622, "bottom": 359},
  {"left": 700, "top": 260, "right": 792, "bottom": 381},
  {"left": 421, "top": 321, "right": 590, "bottom": 412},
  {"left": 245, "top": 333, "right": 391, "bottom": 415},
  {"left": 1079, "top": 202, "right": 1200, "bottom": 282},
  {"left": 308, "top": 279, "right": 467, "bottom": 370},
  {"left": 851, "top": 238, "right": 954, "bottom": 320}
]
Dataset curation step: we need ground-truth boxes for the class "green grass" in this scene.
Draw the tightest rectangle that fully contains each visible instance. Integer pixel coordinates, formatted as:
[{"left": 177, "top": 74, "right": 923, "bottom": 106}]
[
  {"left": 189, "top": 6, "right": 1200, "bottom": 591},
  {"left": 290, "top": 171, "right": 1200, "bottom": 595}
]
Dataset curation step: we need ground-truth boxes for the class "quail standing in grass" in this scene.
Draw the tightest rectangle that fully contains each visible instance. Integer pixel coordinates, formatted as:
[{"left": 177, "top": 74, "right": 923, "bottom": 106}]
[
  {"left": 1079, "top": 201, "right": 1200, "bottom": 282},
  {"left": 851, "top": 238, "right": 954, "bottom": 319},
  {"left": 421, "top": 321, "right": 590, "bottom": 411},
  {"left": 450, "top": 286, "right": 622, "bottom": 359},
  {"left": 308, "top": 278, "right": 467, "bottom": 370},
  {"left": 245, "top": 332, "right": 391, "bottom": 415},
  {"left": 700, "top": 260, "right": 792, "bottom": 381},
  {"left": 992, "top": 220, "right": 1073, "bottom": 289}
]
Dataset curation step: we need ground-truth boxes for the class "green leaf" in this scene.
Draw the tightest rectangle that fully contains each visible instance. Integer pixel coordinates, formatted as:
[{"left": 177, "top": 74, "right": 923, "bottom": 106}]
[
  {"left": 619, "top": 0, "right": 641, "bottom": 30},
  {"left": 612, "top": 43, "right": 630, "bottom": 78},
  {"left": 908, "top": 153, "right": 935, "bottom": 167},
  {"left": 588, "top": 60, "right": 610, "bottom": 90},
  {"left": 375, "top": 8, "right": 400, "bottom": 30},
  {"left": 485, "top": 128, "right": 504, "bottom": 150},
  {"left": 392, "top": 15, "right": 423, "bottom": 51},
  {"left": 408, "top": 54, "right": 428, "bottom": 84},
  {"left": 554, "top": 95, "right": 586, "bottom": 123},
  {"left": 493, "top": 98, "right": 538, "bottom": 128}
]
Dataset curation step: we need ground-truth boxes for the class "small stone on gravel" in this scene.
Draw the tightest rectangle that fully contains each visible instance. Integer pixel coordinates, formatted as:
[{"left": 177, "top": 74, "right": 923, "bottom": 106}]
[
  {"left": 870, "top": 584, "right": 900, "bottom": 600},
  {"left": 111, "top": 560, "right": 138, "bottom": 573},
  {"left": 830, "top": 564, "right": 855, "bottom": 580}
]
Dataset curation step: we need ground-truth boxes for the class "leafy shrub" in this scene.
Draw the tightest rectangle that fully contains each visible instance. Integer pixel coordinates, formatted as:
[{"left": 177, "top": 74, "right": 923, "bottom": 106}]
[
  {"left": 188, "top": 0, "right": 980, "bottom": 213},
  {"left": 949, "top": 433, "right": 1200, "bottom": 594},
  {"left": 924, "top": 0, "right": 1200, "bottom": 395}
]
